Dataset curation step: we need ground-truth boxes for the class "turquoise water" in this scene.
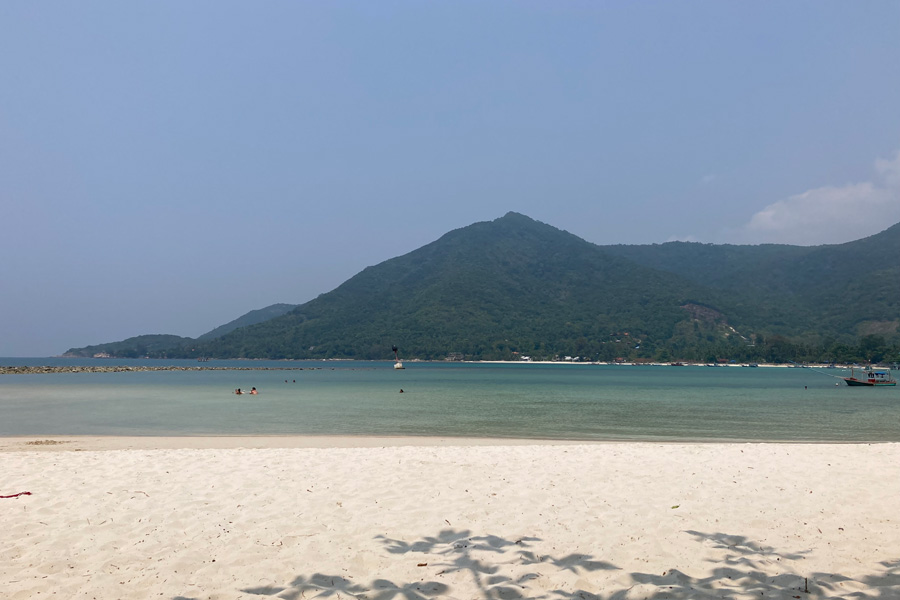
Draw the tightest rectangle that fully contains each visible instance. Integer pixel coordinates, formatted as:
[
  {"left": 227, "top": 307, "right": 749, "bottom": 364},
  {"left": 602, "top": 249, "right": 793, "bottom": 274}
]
[{"left": 1, "top": 359, "right": 898, "bottom": 441}]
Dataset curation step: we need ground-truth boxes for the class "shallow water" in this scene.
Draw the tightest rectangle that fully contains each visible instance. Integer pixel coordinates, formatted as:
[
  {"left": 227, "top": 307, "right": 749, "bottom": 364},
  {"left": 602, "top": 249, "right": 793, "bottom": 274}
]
[{"left": 1, "top": 359, "right": 898, "bottom": 441}]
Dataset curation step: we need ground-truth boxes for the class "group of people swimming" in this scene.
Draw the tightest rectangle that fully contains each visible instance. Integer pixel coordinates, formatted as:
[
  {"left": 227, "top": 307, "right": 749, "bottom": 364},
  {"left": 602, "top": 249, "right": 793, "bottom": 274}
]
[{"left": 234, "top": 387, "right": 258, "bottom": 395}]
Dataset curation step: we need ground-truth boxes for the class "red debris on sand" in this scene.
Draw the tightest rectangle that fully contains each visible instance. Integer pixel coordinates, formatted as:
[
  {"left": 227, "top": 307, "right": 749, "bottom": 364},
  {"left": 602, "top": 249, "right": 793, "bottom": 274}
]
[{"left": 1, "top": 492, "right": 32, "bottom": 498}]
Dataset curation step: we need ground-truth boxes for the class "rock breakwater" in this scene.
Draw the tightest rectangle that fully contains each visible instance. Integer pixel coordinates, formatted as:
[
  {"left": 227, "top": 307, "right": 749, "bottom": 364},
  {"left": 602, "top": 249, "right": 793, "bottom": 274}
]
[{"left": 0, "top": 366, "right": 314, "bottom": 375}]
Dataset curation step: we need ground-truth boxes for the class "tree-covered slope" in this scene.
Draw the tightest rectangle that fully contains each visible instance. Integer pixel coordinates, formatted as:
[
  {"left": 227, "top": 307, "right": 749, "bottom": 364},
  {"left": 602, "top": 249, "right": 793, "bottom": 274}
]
[
  {"left": 196, "top": 303, "right": 297, "bottom": 341},
  {"left": 63, "top": 334, "right": 194, "bottom": 358},
  {"left": 189, "top": 213, "right": 725, "bottom": 360},
  {"left": 64, "top": 214, "right": 900, "bottom": 363},
  {"left": 603, "top": 222, "right": 900, "bottom": 341},
  {"left": 63, "top": 304, "right": 297, "bottom": 357}
]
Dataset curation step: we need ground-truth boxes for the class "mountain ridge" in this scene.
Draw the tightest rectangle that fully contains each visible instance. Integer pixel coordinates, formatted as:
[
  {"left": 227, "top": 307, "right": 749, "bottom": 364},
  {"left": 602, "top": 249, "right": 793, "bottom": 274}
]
[
  {"left": 65, "top": 213, "right": 900, "bottom": 363},
  {"left": 64, "top": 303, "right": 297, "bottom": 358}
]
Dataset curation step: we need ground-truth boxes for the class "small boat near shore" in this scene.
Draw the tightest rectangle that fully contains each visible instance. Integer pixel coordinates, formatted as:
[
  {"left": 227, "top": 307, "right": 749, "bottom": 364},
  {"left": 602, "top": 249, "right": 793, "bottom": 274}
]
[
  {"left": 843, "top": 367, "right": 896, "bottom": 386},
  {"left": 392, "top": 344, "right": 405, "bottom": 369}
]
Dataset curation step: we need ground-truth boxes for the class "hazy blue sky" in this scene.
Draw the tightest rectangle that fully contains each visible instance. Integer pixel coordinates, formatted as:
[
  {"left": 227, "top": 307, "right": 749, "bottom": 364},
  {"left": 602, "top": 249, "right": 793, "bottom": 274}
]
[{"left": 2, "top": 2, "right": 899, "bottom": 356}]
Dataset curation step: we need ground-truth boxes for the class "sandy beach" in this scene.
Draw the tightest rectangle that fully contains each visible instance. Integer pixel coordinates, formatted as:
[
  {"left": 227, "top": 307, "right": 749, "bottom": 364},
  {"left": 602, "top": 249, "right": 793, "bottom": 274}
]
[{"left": 2, "top": 438, "right": 898, "bottom": 599}]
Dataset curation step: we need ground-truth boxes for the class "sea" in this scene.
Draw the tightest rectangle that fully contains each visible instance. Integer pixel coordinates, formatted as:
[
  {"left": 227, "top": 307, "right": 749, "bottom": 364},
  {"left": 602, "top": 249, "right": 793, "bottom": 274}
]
[{"left": 1, "top": 358, "right": 898, "bottom": 442}]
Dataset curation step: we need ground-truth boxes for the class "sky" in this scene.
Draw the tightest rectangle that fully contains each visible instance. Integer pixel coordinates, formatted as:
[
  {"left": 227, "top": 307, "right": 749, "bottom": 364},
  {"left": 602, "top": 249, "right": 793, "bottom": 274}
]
[{"left": 2, "top": 1, "right": 899, "bottom": 356}]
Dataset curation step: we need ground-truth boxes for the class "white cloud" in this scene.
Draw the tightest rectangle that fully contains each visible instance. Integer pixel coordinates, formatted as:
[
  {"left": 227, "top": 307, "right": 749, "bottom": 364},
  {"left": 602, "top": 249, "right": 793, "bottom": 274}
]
[
  {"left": 741, "top": 150, "right": 900, "bottom": 245},
  {"left": 876, "top": 151, "right": 900, "bottom": 187}
]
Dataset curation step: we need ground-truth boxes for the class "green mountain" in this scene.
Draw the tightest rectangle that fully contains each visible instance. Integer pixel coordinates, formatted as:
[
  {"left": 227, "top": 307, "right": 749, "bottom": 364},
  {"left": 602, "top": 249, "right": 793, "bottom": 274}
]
[
  {"left": 65, "top": 213, "right": 900, "bottom": 363},
  {"left": 603, "top": 223, "right": 900, "bottom": 342},
  {"left": 195, "top": 303, "right": 297, "bottom": 341},
  {"left": 63, "top": 303, "right": 296, "bottom": 358},
  {"left": 185, "top": 212, "right": 737, "bottom": 361},
  {"left": 63, "top": 334, "right": 194, "bottom": 359}
]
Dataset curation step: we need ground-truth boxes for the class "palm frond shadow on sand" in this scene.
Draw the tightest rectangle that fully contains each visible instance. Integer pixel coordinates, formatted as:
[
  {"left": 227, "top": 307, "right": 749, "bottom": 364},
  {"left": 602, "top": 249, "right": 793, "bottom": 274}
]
[
  {"left": 563, "top": 531, "right": 899, "bottom": 600},
  {"left": 177, "top": 528, "right": 899, "bottom": 599},
  {"left": 376, "top": 529, "right": 618, "bottom": 599}
]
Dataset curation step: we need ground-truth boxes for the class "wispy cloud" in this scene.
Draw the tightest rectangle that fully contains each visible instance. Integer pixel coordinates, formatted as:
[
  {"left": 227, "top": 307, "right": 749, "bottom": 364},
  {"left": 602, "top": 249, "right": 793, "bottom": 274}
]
[
  {"left": 739, "top": 150, "right": 900, "bottom": 245},
  {"left": 876, "top": 151, "right": 900, "bottom": 187}
]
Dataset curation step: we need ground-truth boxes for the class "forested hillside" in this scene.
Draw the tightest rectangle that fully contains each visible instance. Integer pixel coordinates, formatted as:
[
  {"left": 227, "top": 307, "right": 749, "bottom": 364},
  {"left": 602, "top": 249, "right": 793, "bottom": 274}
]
[
  {"left": 66, "top": 213, "right": 900, "bottom": 364},
  {"left": 605, "top": 223, "right": 900, "bottom": 343},
  {"left": 190, "top": 212, "right": 725, "bottom": 360}
]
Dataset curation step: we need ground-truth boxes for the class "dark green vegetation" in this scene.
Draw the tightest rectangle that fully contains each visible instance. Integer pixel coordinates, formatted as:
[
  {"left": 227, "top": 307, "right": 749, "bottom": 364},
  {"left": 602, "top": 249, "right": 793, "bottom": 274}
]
[
  {"left": 195, "top": 303, "right": 297, "bottom": 341},
  {"left": 66, "top": 213, "right": 900, "bottom": 364},
  {"left": 64, "top": 303, "right": 295, "bottom": 358},
  {"left": 67, "top": 334, "right": 194, "bottom": 359}
]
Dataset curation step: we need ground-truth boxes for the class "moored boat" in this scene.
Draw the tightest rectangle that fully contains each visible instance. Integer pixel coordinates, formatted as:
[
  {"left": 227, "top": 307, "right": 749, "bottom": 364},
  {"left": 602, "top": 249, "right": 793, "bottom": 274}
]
[
  {"left": 392, "top": 345, "right": 405, "bottom": 369},
  {"left": 843, "top": 367, "right": 896, "bottom": 386}
]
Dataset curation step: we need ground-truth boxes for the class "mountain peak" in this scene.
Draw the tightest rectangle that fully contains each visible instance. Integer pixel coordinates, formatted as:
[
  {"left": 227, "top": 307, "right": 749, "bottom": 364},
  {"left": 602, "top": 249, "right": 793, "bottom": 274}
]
[{"left": 495, "top": 212, "right": 547, "bottom": 228}]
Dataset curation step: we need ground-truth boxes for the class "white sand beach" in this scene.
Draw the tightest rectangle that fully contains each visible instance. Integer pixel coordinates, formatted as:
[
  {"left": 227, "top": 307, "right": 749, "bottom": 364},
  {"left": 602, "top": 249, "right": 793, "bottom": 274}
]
[{"left": 2, "top": 438, "right": 898, "bottom": 599}]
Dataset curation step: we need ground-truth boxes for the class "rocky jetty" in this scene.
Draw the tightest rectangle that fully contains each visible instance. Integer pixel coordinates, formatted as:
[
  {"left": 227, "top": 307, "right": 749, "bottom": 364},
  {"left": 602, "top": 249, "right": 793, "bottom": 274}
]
[{"left": 0, "top": 366, "right": 314, "bottom": 375}]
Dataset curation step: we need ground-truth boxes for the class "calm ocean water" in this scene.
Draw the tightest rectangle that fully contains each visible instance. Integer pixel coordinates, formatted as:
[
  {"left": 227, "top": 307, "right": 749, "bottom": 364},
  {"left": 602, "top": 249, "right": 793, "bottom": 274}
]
[{"left": 1, "top": 358, "right": 898, "bottom": 441}]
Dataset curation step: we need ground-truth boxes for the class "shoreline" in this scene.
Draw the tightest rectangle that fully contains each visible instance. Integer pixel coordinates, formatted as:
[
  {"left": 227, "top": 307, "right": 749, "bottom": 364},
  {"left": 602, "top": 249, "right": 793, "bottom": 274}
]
[
  {"left": 1, "top": 434, "right": 894, "bottom": 452},
  {"left": 1, "top": 359, "right": 872, "bottom": 371},
  {"left": 0, "top": 435, "right": 592, "bottom": 452}
]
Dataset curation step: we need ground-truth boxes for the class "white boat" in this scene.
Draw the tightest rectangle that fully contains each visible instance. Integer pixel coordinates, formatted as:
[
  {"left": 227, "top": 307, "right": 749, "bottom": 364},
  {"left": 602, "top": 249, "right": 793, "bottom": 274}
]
[{"left": 392, "top": 345, "right": 404, "bottom": 369}]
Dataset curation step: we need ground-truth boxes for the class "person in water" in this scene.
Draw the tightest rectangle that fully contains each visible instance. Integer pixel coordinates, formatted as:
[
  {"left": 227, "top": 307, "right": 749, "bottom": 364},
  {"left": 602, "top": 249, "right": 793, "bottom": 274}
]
[
  {"left": 250, "top": 387, "right": 258, "bottom": 395},
  {"left": 235, "top": 388, "right": 243, "bottom": 395}
]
